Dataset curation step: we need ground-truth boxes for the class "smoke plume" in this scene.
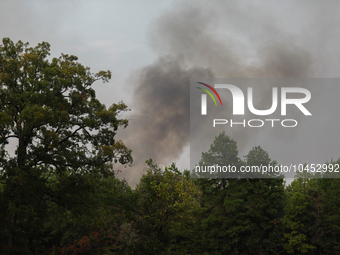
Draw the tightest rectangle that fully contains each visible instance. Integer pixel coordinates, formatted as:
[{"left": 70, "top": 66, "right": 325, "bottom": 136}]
[{"left": 119, "top": 0, "right": 340, "bottom": 186}]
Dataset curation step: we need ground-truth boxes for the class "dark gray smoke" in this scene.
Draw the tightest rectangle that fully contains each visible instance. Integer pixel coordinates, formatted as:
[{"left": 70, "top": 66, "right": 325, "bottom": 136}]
[
  {"left": 119, "top": 57, "right": 214, "bottom": 184},
  {"left": 119, "top": 0, "right": 340, "bottom": 186},
  {"left": 126, "top": 56, "right": 213, "bottom": 161}
]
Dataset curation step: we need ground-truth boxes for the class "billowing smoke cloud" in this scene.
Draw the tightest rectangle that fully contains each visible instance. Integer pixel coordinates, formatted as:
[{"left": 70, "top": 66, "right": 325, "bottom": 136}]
[
  {"left": 119, "top": 0, "right": 340, "bottom": 186},
  {"left": 118, "top": 57, "right": 213, "bottom": 181}
]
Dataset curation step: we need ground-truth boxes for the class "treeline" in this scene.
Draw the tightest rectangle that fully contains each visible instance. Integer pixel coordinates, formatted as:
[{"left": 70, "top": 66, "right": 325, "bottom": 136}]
[
  {"left": 1, "top": 38, "right": 340, "bottom": 254},
  {"left": 1, "top": 133, "right": 340, "bottom": 254}
]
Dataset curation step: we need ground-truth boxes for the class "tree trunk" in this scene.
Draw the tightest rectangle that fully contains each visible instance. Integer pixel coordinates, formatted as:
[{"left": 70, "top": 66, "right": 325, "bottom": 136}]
[
  {"left": 7, "top": 202, "right": 17, "bottom": 254},
  {"left": 7, "top": 134, "right": 26, "bottom": 253}
]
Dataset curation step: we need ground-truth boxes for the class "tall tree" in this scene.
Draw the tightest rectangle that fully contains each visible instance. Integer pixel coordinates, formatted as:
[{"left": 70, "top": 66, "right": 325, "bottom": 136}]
[
  {"left": 0, "top": 38, "right": 132, "bottom": 254},
  {"left": 282, "top": 170, "right": 320, "bottom": 254},
  {"left": 315, "top": 158, "right": 340, "bottom": 254},
  {"left": 196, "top": 132, "right": 242, "bottom": 254},
  {"left": 134, "top": 160, "right": 203, "bottom": 254},
  {"left": 196, "top": 133, "right": 285, "bottom": 254},
  {"left": 240, "top": 146, "right": 285, "bottom": 254}
]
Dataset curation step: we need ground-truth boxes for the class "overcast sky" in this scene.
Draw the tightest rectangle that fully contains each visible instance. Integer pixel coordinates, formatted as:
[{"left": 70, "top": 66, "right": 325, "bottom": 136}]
[{"left": 2, "top": 0, "right": 340, "bottom": 186}]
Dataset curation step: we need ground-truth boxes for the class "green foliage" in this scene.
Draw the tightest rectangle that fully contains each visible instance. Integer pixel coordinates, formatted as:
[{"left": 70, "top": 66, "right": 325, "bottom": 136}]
[
  {"left": 197, "top": 131, "right": 241, "bottom": 178},
  {"left": 134, "top": 160, "right": 203, "bottom": 254},
  {"left": 2, "top": 38, "right": 340, "bottom": 254},
  {"left": 282, "top": 172, "right": 320, "bottom": 254},
  {"left": 196, "top": 132, "right": 285, "bottom": 254},
  {"left": 0, "top": 38, "right": 132, "bottom": 254},
  {"left": 244, "top": 145, "right": 281, "bottom": 178}
]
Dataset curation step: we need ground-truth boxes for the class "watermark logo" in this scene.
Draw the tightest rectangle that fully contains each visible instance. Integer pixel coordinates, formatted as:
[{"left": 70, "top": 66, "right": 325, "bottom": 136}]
[
  {"left": 190, "top": 78, "right": 340, "bottom": 179},
  {"left": 197, "top": 82, "right": 312, "bottom": 128},
  {"left": 196, "top": 82, "right": 222, "bottom": 115}
]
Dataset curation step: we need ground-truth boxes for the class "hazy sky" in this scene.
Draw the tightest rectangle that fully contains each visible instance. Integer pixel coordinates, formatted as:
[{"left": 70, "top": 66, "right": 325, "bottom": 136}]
[
  {"left": 0, "top": 0, "right": 173, "bottom": 105},
  {"left": 2, "top": 0, "right": 340, "bottom": 186}
]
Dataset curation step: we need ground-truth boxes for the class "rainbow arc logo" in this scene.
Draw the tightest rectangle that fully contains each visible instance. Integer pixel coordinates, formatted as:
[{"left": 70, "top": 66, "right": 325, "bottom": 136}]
[{"left": 196, "top": 82, "right": 222, "bottom": 115}]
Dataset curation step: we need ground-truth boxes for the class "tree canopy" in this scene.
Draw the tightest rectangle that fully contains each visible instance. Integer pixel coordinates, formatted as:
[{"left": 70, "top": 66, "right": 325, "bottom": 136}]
[
  {"left": 1, "top": 38, "right": 340, "bottom": 255},
  {"left": 0, "top": 38, "right": 132, "bottom": 254}
]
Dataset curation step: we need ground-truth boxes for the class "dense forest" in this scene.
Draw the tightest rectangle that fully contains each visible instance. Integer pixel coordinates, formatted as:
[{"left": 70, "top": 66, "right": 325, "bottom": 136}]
[{"left": 1, "top": 38, "right": 340, "bottom": 255}]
